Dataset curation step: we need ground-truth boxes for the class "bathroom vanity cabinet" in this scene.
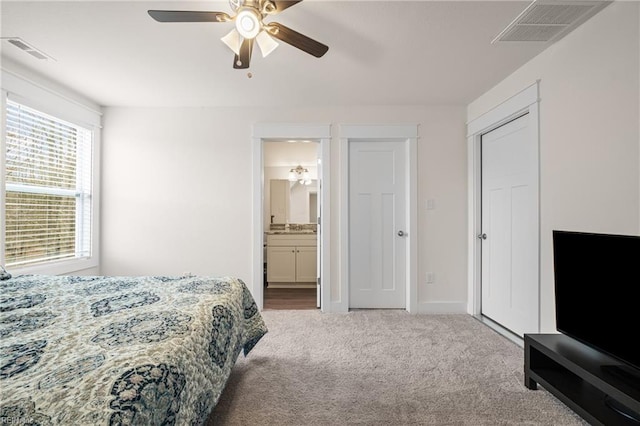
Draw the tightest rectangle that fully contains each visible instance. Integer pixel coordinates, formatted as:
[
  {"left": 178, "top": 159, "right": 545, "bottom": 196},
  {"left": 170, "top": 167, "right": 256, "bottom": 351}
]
[{"left": 266, "top": 233, "right": 317, "bottom": 287}]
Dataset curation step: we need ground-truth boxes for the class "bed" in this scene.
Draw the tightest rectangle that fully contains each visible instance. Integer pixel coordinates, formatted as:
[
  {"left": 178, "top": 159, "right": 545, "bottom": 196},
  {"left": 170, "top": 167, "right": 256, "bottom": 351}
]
[{"left": 0, "top": 274, "right": 267, "bottom": 425}]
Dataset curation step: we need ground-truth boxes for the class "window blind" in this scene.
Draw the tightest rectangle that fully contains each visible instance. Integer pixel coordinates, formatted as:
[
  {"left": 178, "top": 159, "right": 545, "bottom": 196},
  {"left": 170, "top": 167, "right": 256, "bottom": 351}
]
[{"left": 4, "top": 100, "right": 93, "bottom": 267}]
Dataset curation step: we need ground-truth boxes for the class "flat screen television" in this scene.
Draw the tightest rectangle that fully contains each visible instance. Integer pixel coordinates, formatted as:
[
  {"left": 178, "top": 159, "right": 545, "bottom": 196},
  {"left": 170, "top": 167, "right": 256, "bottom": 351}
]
[{"left": 553, "top": 230, "right": 640, "bottom": 374}]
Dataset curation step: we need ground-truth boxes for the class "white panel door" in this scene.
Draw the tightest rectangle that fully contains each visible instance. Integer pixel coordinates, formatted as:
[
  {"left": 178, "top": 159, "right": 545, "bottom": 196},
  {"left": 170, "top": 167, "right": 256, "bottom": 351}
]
[
  {"left": 481, "top": 113, "right": 539, "bottom": 336},
  {"left": 349, "top": 141, "right": 406, "bottom": 308}
]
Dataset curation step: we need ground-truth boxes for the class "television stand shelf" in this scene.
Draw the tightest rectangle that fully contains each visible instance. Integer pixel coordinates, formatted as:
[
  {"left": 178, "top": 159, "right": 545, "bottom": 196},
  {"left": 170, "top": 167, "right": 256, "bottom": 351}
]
[{"left": 525, "top": 334, "right": 640, "bottom": 425}]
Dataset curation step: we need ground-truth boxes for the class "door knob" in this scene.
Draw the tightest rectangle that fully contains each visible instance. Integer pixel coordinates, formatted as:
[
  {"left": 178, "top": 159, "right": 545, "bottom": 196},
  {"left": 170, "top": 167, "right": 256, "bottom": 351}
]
[
  {"left": 478, "top": 233, "right": 487, "bottom": 240},
  {"left": 397, "top": 230, "right": 405, "bottom": 237}
]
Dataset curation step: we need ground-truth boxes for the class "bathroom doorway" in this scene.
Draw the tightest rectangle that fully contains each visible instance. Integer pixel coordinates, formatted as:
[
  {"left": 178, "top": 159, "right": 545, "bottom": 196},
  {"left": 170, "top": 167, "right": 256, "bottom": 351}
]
[
  {"left": 262, "top": 140, "right": 320, "bottom": 310},
  {"left": 252, "top": 124, "right": 331, "bottom": 312}
]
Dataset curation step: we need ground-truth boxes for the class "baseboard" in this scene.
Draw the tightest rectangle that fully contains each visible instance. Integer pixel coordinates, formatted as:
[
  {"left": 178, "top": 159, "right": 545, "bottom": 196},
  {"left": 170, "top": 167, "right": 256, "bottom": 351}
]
[{"left": 416, "top": 301, "right": 467, "bottom": 314}]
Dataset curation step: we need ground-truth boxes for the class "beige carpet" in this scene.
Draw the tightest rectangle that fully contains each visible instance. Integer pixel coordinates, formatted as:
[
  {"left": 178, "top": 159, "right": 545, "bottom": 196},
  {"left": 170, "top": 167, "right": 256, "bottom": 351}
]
[{"left": 209, "top": 310, "right": 586, "bottom": 425}]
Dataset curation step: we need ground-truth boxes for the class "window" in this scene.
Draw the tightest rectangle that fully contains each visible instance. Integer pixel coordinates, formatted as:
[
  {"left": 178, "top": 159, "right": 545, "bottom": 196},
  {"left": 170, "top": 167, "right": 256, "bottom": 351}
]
[{"left": 4, "top": 100, "right": 94, "bottom": 268}]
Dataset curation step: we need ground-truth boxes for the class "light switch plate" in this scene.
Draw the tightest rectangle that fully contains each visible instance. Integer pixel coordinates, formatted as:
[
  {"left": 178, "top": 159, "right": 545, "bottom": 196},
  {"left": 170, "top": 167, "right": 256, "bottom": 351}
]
[{"left": 426, "top": 199, "right": 436, "bottom": 210}]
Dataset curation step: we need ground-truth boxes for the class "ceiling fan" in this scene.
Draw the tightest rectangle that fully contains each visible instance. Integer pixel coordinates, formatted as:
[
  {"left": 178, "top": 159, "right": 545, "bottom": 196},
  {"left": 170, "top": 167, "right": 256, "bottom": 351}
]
[{"left": 148, "top": 0, "right": 329, "bottom": 69}]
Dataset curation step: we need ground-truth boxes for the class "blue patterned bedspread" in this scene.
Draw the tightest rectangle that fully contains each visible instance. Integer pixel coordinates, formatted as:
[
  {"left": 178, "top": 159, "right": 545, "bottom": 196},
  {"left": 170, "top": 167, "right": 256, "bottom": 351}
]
[{"left": 0, "top": 275, "right": 267, "bottom": 425}]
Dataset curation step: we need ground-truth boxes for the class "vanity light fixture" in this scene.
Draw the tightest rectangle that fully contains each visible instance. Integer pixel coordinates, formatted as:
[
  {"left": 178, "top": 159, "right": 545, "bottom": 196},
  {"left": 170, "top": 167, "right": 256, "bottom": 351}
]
[{"left": 288, "top": 165, "right": 312, "bottom": 185}]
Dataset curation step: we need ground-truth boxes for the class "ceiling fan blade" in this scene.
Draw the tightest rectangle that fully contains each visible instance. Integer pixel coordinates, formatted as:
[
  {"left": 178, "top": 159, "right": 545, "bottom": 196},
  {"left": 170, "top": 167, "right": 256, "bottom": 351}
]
[
  {"left": 148, "top": 10, "right": 231, "bottom": 23},
  {"left": 271, "top": 1, "right": 303, "bottom": 14},
  {"left": 266, "top": 22, "right": 328, "bottom": 58},
  {"left": 233, "top": 38, "right": 254, "bottom": 69}
]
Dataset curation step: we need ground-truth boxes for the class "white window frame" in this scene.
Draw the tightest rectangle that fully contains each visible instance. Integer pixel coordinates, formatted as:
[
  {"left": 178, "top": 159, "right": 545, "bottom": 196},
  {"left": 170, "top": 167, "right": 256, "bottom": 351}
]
[{"left": 1, "top": 68, "right": 101, "bottom": 275}]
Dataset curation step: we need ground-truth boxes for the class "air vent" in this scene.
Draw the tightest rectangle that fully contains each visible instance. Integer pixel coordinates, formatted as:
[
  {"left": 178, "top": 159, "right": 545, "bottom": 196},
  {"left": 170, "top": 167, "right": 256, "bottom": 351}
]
[
  {"left": 1, "top": 37, "right": 55, "bottom": 61},
  {"left": 493, "top": 1, "right": 611, "bottom": 43}
]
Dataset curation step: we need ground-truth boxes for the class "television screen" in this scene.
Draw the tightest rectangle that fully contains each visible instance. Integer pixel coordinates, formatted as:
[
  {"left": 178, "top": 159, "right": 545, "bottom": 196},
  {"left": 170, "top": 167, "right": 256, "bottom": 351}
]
[{"left": 553, "top": 230, "right": 640, "bottom": 372}]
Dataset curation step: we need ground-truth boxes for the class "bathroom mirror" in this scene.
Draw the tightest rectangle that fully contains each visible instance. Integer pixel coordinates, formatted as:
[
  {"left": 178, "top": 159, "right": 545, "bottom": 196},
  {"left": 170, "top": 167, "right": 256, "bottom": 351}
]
[{"left": 270, "top": 179, "right": 317, "bottom": 224}]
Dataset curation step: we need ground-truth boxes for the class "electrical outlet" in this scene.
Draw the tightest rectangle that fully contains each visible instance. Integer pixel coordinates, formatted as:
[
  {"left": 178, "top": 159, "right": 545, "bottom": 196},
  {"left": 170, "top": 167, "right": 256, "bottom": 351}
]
[{"left": 426, "top": 272, "right": 435, "bottom": 284}]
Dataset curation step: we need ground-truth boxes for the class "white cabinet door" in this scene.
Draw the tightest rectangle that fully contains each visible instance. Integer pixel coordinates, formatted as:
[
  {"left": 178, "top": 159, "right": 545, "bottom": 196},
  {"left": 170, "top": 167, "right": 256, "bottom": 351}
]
[
  {"left": 296, "top": 246, "right": 317, "bottom": 282},
  {"left": 267, "top": 246, "right": 296, "bottom": 282}
]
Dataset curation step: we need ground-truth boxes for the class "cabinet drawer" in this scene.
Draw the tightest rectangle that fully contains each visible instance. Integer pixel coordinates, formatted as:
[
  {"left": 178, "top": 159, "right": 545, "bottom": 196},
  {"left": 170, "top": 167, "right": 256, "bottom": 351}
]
[{"left": 267, "top": 234, "right": 317, "bottom": 247}]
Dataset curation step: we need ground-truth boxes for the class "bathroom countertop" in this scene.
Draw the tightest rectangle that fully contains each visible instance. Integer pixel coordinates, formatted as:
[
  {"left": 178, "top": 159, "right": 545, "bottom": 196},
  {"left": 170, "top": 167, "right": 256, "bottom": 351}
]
[{"left": 265, "top": 230, "right": 317, "bottom": 235}]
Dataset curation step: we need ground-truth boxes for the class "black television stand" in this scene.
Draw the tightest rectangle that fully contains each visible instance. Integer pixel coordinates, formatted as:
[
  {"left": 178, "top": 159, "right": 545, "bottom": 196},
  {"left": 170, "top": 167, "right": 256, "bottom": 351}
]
[
  {"left": 602, "top": 365, "right": 640, "bottom": 391},
  {"left": 525, "top": 334, "right": 640, "bottom": 425}
]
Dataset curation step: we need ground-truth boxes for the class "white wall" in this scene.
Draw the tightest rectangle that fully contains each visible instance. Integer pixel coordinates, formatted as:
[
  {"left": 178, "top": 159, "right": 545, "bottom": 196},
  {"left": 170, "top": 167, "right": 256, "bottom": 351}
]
[
  {"left": 101, "top": 105, "right": 468, "bottom": 311},
  {"left": 467, "top": 2, "right": 640, "bottom": 331}
]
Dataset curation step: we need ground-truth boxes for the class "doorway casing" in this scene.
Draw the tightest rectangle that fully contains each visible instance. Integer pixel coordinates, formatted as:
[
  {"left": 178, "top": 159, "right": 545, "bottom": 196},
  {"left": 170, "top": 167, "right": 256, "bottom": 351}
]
[
  {"left": 252, "top": 123, "right": 331, "bottom": 311},
  {"left": 466, "top": 81, "right": 541, "bottom": 336}
]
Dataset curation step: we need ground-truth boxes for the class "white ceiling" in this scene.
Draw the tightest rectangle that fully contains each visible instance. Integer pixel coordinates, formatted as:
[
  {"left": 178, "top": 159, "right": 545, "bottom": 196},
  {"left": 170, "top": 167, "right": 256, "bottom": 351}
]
[{"left": 1, "top": 1, "right": 567, "bottom": 108}]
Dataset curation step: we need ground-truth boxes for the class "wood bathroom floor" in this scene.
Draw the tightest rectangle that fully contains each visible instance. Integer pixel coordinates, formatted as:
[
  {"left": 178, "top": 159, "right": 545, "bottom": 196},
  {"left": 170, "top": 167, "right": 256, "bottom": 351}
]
[{"left": 263, "top": 288, "right": 317, "bottom": 310}]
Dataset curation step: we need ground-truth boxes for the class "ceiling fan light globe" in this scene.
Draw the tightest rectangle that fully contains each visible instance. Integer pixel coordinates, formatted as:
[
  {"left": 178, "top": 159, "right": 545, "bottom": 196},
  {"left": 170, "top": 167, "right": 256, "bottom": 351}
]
[
  {"left": 221, "top": 29, "right": 242, "bottom": 55},
  {"left": 235, "top": 9, "right": 261, "bottom": 39},
  {"left": 256, "top": 30, "right": 279, "bottom": 57}
]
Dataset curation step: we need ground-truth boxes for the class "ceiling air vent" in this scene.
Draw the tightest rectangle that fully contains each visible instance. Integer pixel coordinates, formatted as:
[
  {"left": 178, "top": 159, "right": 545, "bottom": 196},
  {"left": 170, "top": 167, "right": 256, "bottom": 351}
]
[
  {"left": 492, "top": 0, "right": 611, "bottom": 44},
  {"left": 1, "top": 37, "right": 55, "bottom": 60}
]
